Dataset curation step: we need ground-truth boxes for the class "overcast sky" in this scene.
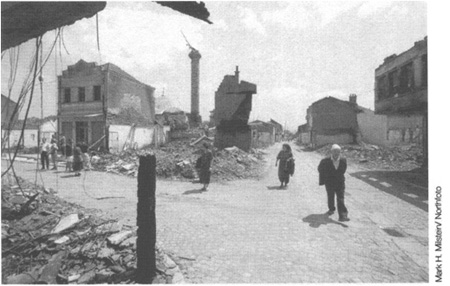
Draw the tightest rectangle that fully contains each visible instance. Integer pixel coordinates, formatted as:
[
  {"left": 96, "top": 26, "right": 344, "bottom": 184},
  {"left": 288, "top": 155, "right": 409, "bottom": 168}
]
[{"left": 1, "top": 1, "right": 428, "bottom": 130}]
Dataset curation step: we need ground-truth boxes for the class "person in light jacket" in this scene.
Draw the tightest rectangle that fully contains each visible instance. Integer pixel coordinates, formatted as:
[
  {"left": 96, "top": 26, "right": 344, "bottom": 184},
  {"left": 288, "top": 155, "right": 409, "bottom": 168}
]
[{"left": 40, "top": 138, "right": 50, "bottom": 170}]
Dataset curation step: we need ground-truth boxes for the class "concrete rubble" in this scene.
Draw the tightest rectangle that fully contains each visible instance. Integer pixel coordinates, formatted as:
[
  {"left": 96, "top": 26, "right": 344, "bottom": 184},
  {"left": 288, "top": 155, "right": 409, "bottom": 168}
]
[
  {"left": 1, "top": 173, "right": 185, "bottom": 284},
  {"left": 91, "top": 138, "right": 266, "bottom": 181},
  {"left": 315, "top": 142, "right": 423, "bottom": 171}
]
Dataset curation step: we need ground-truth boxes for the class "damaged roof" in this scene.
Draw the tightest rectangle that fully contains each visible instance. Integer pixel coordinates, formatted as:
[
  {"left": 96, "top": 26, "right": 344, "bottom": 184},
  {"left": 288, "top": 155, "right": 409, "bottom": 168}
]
[
  {"left": 156, "top": 1, "right": 212, "bottom": 24},
  {"left": 2, "top": 1, "right": 212, "bottom": 51},
  {"left": 1, "top": 1, "right": 107, "bottom": 51}
]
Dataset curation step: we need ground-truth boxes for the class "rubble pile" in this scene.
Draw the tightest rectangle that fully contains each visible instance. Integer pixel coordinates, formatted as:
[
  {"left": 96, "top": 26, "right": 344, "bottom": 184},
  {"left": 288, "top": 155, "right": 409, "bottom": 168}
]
[
  {"left": 1, "top": 173, "right": 180, "bottom": 284},
  {"left": 315, "top": 143, "right": 423, "bottom": 171},
  {"left": 91, "top": 140, "right": 266, "bottom": 181}
]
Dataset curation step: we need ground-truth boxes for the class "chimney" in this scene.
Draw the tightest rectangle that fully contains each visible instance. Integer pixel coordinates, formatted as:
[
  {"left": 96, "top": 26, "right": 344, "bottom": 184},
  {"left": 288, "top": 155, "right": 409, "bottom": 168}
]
[
  {"left": 349, "top": 94, "right": 357, "bottom": 104},
  {"left": 235, "top": 66, "right": 240, "bottom": 84},
  {"left": 189, "top": 49, "right": 201, "bottom": 118}
]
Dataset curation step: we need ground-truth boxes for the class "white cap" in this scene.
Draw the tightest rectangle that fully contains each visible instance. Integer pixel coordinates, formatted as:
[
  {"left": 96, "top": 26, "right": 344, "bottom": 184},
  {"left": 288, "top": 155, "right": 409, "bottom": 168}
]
[{"left": 331, "top": 144, "right": 341, "bottom": 151}]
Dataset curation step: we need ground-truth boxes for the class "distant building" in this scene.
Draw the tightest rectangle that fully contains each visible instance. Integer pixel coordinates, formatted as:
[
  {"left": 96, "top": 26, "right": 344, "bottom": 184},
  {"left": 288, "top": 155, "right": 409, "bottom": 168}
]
[
  {"left": 155, "top": 93, "right": 174, "bottom": 115},
  {"left": 269, "top": 119, "right": 283, "bottom": 142},
  {"left": 58, "top": 59, "right": 165, "bottom": 152},
  {"left": 298, "top": 94, "right": 423, "bottom": 147},
  {"left": 214, "top": 66, "right": 257, "bottom": 152},
  {"left": 249, "top": 120, "right": 276, "bottom": 148},
  {"left": 302, "top": 95, "right": 361, "bottom": 148},
  {"left": 3, "top": 119, "right": 56, "bottom": 149},
  {"left": 374, "top": 36, "right": 427, "bottom": 164}
]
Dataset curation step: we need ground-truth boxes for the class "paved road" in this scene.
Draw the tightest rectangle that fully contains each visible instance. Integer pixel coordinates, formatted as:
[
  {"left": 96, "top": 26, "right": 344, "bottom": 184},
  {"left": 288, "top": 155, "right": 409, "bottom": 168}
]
[{"left": 3, "top": 142, "right": 428, "bottom": 283}]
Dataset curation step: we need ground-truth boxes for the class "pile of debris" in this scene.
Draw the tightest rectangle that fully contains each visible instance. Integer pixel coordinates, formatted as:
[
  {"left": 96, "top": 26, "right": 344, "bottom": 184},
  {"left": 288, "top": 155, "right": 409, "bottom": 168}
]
[
  {"left": 315, "top": 143, "right": 423, "bottom": 171},
  {"left": 1, "top": 173, "right": 182, "bottom": 284},
  {"left": 91, "top": 139, "right": 266, "bottom": 181}
]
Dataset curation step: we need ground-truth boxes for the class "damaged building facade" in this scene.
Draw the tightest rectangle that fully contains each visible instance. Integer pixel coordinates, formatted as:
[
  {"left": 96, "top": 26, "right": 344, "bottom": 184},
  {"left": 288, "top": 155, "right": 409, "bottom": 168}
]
[
  {"left": 58, "top": 60, "right": 164, "bottom": 152},
  {"left": 249, "top": 120, "right": 276, "bottom": 148},
  {"left": 214, "top": 67, "right": 257, "bottom": 152},
  {"left": 301, "top": 95, "right": 360, "bottom": 148},
  {"left": 374, "top": 36, "right": 427, "bottom": 163},
  {"left": 298, "top": 94, "right": 423, "bottom": 148}
]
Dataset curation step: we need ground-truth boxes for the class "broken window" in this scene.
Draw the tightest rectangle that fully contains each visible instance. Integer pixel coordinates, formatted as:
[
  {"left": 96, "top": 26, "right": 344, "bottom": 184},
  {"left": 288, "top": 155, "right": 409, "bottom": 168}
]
[
  {"left": 399, "top": 62, "right": 414, "bottom": 94},
  {"left": 75, "top": 121, "right": 88, "bottom": 143},
  {"left": 62, "top": 122, "right": 72, "bottom": 140},
  {"left": 376, "top": 75, "right": 388, "bottom": 100},
  {"left": 421, "top": 54, "right": 427, "bottom": 87},
  {"left": 64, "top": 88, "right": 71, "bottom": 103},
  {"left": 93, "top": 85, "right": 101, "bottom": 101},
  {"left": 78, "top": 87, "right": 85, "bottom": 102},
  {"left": 388, "top": 69, "right": 399, "bottom": 97}
]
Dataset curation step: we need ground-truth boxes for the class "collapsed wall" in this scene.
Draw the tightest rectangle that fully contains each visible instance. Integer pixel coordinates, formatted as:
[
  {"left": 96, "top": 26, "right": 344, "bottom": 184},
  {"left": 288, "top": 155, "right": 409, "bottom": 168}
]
[{"left": 214, "top": 67, "right": 257, "bottom": 152}]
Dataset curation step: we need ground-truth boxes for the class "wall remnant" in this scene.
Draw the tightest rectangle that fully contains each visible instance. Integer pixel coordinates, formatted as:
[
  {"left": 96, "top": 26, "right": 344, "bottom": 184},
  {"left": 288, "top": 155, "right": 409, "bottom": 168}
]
[{"left": 214, "top": 66, "right": 257, "bottom": 152}]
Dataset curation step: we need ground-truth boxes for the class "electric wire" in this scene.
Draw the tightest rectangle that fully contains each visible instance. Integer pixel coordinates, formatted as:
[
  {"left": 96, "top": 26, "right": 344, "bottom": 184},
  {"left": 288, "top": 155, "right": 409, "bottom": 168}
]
[
  {"left": 2, "top": 37, "right": 42, "bottom": 177},
  {"left": 2, "top": 30, "right": 62, "bottom": 177}
]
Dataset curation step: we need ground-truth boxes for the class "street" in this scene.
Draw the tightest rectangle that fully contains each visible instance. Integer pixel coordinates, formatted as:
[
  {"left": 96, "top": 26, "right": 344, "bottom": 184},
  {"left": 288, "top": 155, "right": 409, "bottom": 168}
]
[{"left": 3, "top": 142, "right": 428, "bottom": 283}]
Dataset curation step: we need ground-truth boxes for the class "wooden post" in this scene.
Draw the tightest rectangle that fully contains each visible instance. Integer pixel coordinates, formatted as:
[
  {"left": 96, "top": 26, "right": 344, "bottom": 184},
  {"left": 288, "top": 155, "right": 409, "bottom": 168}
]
[{"left": 136, "top": 154, "right": 156, "bottom": 283}]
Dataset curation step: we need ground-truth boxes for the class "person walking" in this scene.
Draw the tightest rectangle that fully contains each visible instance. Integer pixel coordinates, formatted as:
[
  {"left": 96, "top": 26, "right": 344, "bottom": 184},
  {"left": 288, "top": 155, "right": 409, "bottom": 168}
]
[
  {"left": 73, "top": 145, "right": 83, "bottom": 176},
  {"left": 79, "top": 141, "right": 91, "bottom": 170},
  {"left": 318, "top": 144, "right": 350, "bottom": 222},
  {"left": 65, "top": 139, "right": 73, "bottom": 172},
  {"left": 49, "top": 139, "right": 59, "bottom": 170},
  {"left": 59, "top": 135, "right": 66, "bottom": 157},
  {"left": 40, "top": 138, "right": 50, "bottom": 170},
  {"left": 275, "top": 143, "right": 293, "bottom": 189},
  {"left": 196, "top": 142, "right": 213, "bottom": 191}
]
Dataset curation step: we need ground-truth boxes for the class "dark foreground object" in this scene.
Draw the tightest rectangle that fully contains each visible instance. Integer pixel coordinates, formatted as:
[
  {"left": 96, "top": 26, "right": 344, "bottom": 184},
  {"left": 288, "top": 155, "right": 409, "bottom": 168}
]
[{"left": 136, "top": 154, "right": 157, "bottom": 283}]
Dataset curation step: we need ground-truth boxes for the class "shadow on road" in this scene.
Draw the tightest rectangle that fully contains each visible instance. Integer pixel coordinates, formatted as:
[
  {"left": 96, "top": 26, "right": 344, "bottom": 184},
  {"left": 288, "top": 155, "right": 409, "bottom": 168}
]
[
  {"left": 266, "top": 185, "right": 283, "bottom": 190},
  {"left": 183, "top": 188, "right": 207, "bottom": 195},
  {"left": 302, "top": 213, "right": 348, "bottom": 228},
  {"left": 60, "top": 174, "right": 81, "bottom": 178},
  {"left": 349, "top": 169, "right": 428, "bottom": 212}
]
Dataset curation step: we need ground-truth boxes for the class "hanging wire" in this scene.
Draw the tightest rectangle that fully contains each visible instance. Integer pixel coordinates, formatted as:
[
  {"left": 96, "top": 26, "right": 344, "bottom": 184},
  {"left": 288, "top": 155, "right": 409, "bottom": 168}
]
[
  {"left": 61, "top": 27, "right": 70, "bottom": 55},
  {"left": 2, "top": 37, "right": 42, "bottom": 177},
  {"left": 96, "top": 13, "right": 102, "bottom": 64}
]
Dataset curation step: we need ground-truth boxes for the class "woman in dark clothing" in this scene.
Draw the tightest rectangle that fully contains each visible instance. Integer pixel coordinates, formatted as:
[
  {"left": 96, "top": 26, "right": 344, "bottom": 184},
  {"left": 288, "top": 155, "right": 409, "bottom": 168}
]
[
  {"left": 65, "top": 139, "right": 73, "bottom": 172},
  {"left": 275, "top": 143, "right": 293, "bottom": 188},
  {"left": 73, "top": 145, "right": 83, "bottom": 176},
  {"left": 197, "top": 142, "right": 213, "bottom": 191}
]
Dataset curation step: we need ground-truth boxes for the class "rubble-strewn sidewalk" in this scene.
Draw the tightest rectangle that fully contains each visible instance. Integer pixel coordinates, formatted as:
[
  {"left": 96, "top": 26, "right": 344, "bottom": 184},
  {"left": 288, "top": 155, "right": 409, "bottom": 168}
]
[{"left": 1, "top": 173, "right": 182, "bottom": 284}]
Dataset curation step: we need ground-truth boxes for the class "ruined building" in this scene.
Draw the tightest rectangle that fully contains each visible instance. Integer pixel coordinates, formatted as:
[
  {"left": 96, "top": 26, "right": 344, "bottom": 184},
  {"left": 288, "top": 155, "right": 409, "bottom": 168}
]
[
  {"left": 374, "top": 36, "right": 427, "bottom": 165},
  {"left": 58, "top": 59, "right": 163, "bottom": 152},
  {"left": 214, "top": 67, "right": 257, "bottom": 151},
  {"left": 302, "top": 96, "right": 361, "bottom": 148}
]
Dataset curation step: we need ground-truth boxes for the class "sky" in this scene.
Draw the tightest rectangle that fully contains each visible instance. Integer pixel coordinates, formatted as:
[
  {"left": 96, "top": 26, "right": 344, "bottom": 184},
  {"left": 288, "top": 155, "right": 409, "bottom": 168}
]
[{"left": 1, "top": 1, "right": 429, "bottom": 131}]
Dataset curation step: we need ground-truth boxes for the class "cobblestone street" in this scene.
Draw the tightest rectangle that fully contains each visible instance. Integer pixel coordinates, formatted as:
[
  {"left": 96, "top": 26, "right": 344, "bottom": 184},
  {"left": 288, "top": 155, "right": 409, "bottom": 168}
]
[{"left": 4, "top": 142, "right": 428, "bottom": 283}]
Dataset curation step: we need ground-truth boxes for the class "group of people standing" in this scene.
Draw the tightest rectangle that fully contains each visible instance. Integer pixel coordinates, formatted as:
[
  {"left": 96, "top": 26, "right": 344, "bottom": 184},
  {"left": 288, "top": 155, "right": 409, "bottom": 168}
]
[
  {"left": 40, "top": 136, "right": 91, "bottom": 176},
  {"left": 39, "top": 137, "right": 59, "bottom": 170},
  {"left": 275, "top": 143, "right": 350, "bottom": 222}
]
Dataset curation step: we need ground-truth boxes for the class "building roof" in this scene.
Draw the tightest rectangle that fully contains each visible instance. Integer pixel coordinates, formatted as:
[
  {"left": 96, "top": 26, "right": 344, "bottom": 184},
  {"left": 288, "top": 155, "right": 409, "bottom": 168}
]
[
  {"left": 103, "top": 62, "right": 154, "bottom": 89},
  {"left": 62, "top": 59, "right": 155, "bottom": 90},
  {"left": 310, "top": 96, "right": 365, "bottom": 113}
]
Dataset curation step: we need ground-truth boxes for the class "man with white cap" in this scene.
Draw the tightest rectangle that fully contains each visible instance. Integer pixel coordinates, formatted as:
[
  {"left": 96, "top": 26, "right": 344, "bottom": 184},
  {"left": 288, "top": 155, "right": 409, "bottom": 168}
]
[{"left": 318, "top": 144, "right": 350, "bottom": 222}]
